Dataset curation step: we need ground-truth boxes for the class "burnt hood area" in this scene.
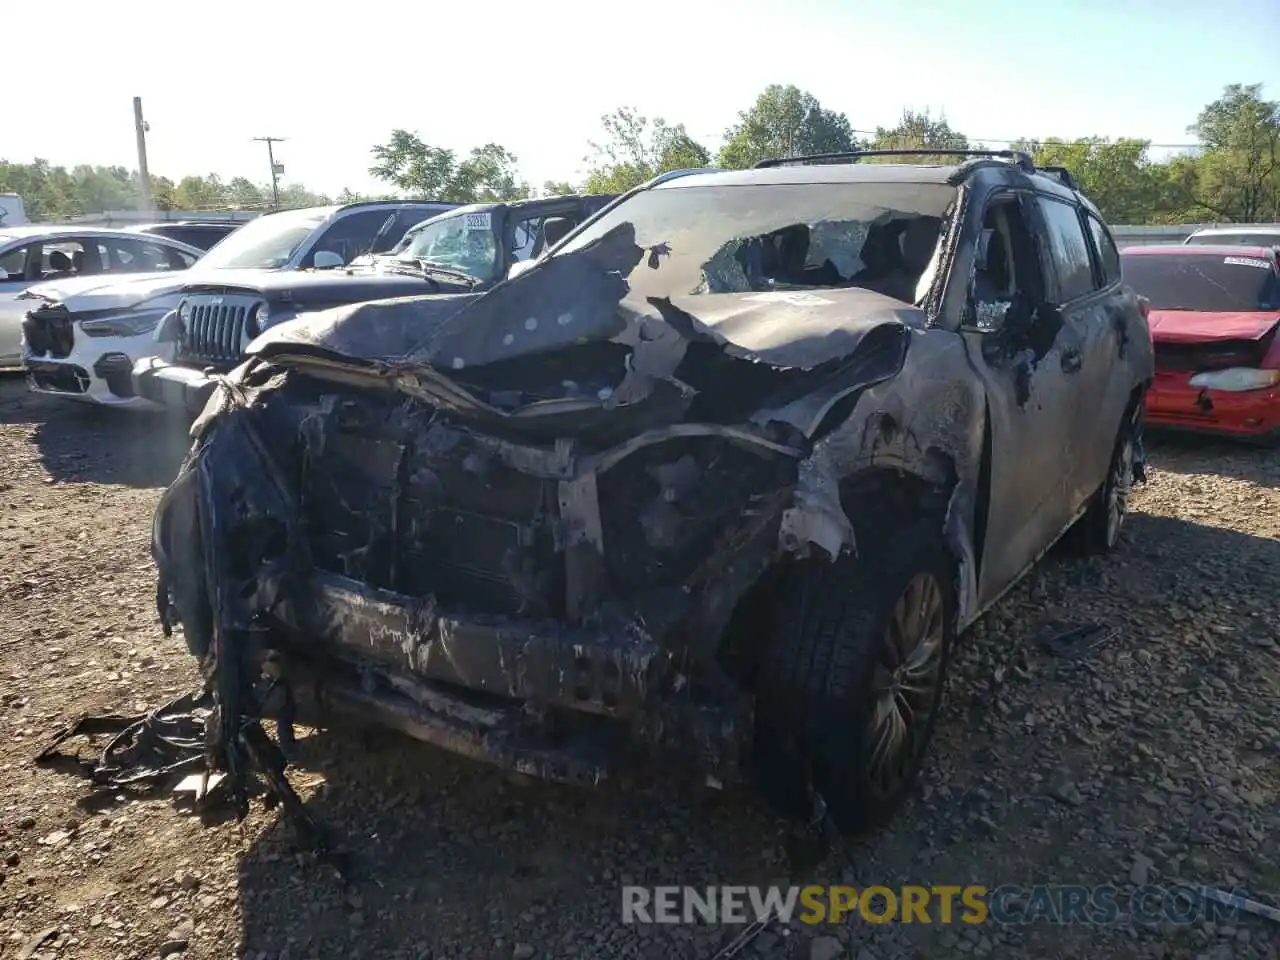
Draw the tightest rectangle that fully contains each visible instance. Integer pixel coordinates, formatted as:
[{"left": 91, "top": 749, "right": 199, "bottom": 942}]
[{"left": 249, "top": 220, "right": 920, "bottom": 441}]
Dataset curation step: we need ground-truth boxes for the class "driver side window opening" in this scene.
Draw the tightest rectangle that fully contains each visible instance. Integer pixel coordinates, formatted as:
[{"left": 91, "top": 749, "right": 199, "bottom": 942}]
[{"left": 970, "top": 196, "right": 1043, "bottom": 330}]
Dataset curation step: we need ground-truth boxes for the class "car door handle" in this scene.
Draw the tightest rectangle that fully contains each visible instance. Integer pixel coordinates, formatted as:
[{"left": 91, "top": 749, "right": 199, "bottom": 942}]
[{"left": 1061, "top": 349, "right": 1082, "bottom": 373}]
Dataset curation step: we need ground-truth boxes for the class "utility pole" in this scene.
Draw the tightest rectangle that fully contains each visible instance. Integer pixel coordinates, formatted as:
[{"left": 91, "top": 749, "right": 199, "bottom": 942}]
[
  {"left": 253, "top": 137, "right": 286, "bottom": 210},
  {"left": 133, "top": 97, "right": 153, "bottom": 212}
]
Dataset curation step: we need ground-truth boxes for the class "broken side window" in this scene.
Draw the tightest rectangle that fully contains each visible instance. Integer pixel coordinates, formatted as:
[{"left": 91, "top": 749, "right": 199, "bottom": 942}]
[{"left": 970, "top": 196, "right": 1043, "bottom": 331}]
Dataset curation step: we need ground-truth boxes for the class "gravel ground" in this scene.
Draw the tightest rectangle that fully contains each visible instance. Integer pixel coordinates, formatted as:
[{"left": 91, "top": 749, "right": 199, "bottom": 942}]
[{"left": 0, "top": 374, "right": 1277, "bottom": 960}]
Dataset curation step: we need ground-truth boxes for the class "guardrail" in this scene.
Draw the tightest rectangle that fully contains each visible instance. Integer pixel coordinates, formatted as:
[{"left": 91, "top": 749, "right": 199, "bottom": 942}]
[
  {"left": 1110, "top": 223, "right": 1280, "bottom": 248},
  {"left": 58, "top": 209, "right": 264, "bottom": 227}
]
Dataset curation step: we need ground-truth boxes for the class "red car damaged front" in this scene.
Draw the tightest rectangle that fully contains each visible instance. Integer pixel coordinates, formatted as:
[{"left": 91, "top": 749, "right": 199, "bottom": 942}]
[{"left": 1120, "top": 244, "right": 1280, "bottom": 440}]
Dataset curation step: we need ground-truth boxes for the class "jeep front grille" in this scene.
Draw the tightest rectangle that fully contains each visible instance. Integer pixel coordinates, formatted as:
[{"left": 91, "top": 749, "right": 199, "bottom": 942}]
[{"left": 177, "top": 294, "right": 262, "bottom": 367}]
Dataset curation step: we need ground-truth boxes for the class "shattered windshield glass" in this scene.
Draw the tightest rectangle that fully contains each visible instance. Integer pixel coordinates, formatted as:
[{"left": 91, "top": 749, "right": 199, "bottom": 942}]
[
  {"left": 1122, "top": 253, "right": 1280, "bottom": 311},
  {"left": 197, "top": 209, "right": 329, "bottom": 270},
  {"left": 390, "top": 210, "right": 498, "bottom": 281},
  {"left": 548, "top": 181, "right": 958, "bottom": 304}
]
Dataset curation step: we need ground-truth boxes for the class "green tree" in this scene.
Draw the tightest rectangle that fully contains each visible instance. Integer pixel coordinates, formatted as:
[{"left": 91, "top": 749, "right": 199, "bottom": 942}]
[
  {"left": 1183, "top": 83, "right": 1280, "bottom": 221},
  {"left": 173, "top": 174, "right": 226, "bottom": 210},
  {"left": 226, "top": 176, "right": 265, "bottom": 209},
  {"left": 451, "top": 143, "right": 530, "bottom": 201},
  {"left": 1012, "top": 137, "right": 1164, "bottom": 223},
  {"left": 717, "top": 85, "right": 855, "bottom": 168},
  {"left": 275, "top": 182, "right": 331, "bottom": 209},
  {"left": 541, "top": 179, "right": 578, "bottom": 197},
  {"left": 0, "top": 158, "right": 330, "bottom": 219},
  {"left": 149, "top": 175, "right": 178, "bottom": 212},
  {"left": 868, "top": 109, "right": 969, "bottom": 159},
  {"left": 369, "top": 130, "right": 530, "bottom": 201},
  {"left": 583, "top": 107, "right": 710, "bottom": 193}
]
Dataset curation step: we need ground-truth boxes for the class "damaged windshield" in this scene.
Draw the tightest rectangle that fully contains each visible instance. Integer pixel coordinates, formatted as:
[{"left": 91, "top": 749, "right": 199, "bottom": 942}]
[
  {"left": 1122, "top": 252, "right": 1280, "bottom": 311},
  {"left": 387, "top": 209, "right": 498, "bottom": 282},
  {"left": 197, "top": 209, "right": 328, "bottom": 270},
  {"left": 548, "top": 181, "right": 958, "bottom": 304}
]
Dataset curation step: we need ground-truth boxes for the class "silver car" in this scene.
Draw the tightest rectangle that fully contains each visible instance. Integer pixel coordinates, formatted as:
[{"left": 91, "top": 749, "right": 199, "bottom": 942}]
[
  {"left": 1184, "top": 225, "right": 1280, "bottom": 248},
  {"left": 0, "top": 226, "right": 202, "bottom": 369}
]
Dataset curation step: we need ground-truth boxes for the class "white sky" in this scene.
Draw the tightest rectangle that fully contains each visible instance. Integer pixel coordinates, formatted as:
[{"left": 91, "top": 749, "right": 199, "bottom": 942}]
[{"left": 5, "top": 0, "right": 1278, "bottom": 196}]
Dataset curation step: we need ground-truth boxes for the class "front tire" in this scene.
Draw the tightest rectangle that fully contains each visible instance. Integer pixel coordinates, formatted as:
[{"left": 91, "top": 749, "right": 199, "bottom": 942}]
[
  {"left": 754, "top": 520, "right": 955, "bottom": 835},
  {"left": 1078, "top": 408, "right": 1139, "bottom": 554}
]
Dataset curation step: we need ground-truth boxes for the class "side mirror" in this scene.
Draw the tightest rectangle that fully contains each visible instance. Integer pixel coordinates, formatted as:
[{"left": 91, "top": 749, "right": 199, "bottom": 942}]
[
  {"left": 541, "top": 217, "right": 574, "bottom": 250},
  {"left": 507, "top": 259, "right": 537, "bottom": 280},
  {"left": 313, "top": 250, "right": 344, "bottom": 270}
]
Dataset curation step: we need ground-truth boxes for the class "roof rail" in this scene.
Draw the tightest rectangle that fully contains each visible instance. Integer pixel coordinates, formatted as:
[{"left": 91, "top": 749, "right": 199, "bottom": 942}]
[
  {"left": 1034, "top": 165, "right": 1079, "bottom": 191},
  {"left": 755, "top": 149, "right": 1037, "bottom": 172},
  {"left": 648, "top": 167, "right": 720, "bottom": 187}
]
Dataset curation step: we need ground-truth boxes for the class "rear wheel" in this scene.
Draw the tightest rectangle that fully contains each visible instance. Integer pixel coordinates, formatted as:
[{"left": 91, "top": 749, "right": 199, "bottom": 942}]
[{"left": 754, "top": 520, "right": 955, "bottom": 834}]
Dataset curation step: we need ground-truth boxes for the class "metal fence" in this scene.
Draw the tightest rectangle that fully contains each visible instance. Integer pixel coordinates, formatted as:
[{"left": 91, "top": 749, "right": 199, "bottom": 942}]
[
  {"left": 1110, "top": 223, "right": 1280, "bottom": 248},
  {"left": 57, "top": 209, "right": 264, "bottom": 228}
]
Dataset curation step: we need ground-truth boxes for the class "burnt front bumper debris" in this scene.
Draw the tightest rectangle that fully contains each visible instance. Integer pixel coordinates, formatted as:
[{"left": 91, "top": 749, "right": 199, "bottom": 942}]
[
  {"left": 288, "top": 570, "right": 666, "bottom": 716},
  {"left": 268, "top": 570, "right": 744, "bottom": 785}
]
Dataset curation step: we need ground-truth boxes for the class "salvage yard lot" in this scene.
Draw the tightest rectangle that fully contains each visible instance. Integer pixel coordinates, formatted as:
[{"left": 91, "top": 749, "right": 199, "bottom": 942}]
[{"left": 0, "top": 375, "right": 1277, "bottom": 960}]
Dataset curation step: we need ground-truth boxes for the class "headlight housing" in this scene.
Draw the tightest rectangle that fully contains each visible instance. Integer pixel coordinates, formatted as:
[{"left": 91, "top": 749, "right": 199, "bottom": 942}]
[
  {"left": 248, "top": 301, "right": 270, "bottom": 336},
  {"left": 79, "top": 308, "right": 169, "bottom": 338},
  {"left": 154, "top": 308, "right": 183, "bottom": 343},
  {"left": 1187, "top": 367, "right": 1280, "bottom": 392}
]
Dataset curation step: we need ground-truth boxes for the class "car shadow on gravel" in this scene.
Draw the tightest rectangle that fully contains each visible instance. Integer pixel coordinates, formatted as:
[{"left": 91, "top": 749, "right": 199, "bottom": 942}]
[
  {"left": 1145, "top": 430, "right": 1280, "bottom": 487},
  {"left": 231, "top": 730, "right": 802, "bottom": 959},
  {"left": 0, "top": 376, "right": 190, "bottom": 488}
]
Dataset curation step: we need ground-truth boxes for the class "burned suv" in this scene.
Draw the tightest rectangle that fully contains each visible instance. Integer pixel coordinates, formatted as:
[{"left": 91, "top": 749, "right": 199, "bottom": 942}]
[{"left": 152, "top": 151, "right": 1152, "bottom": 833}]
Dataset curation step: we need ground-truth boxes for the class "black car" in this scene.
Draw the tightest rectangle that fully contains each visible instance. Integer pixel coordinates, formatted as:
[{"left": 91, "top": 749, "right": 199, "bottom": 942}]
[
  {"left": 132, "top": 195, "right": 614, "bottom": 414},
  {"left": 130, "top": 221, "right": 244, "bottom": 251},
  {"left": 150, "top": 152, "right": 1152, "bottom": 835}
]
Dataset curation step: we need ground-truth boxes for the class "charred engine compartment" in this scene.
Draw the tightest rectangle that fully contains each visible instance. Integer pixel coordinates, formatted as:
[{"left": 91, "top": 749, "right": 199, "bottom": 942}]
[
  {"left": 169, "top": 366, "right": 811, "bottom": 785},
  {"left": 300, "top": 397, "right": 568, "bottom": 619},
  {"left": 288, "top": 377, "right": 799, "bottom": 627}
]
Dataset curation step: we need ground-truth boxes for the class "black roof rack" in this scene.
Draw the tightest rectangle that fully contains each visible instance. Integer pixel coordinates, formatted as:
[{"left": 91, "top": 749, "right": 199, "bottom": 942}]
[
  {"left": 1034, "top": 165, "right": 1079, "bottom": 191},
  {"left": 755, "top": 148, "right": 1037, "bottom": 172}
]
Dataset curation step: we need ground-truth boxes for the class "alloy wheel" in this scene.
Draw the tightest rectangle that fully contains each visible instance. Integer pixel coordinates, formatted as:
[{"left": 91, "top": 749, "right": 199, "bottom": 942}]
[{"left": 866, "top": 572, "right": 947, "bottom": 797}]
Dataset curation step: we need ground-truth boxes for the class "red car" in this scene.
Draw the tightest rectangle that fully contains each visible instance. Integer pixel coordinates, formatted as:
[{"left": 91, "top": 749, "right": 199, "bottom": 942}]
[{"left": 1120, "top": 244, "right": 1280, "bottom": 441}]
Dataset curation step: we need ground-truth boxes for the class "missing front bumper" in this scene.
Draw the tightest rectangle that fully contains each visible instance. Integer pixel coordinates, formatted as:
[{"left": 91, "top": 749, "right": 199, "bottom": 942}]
[
  {"left": 283, "top": 570, "right": 670, "bottom": 718},
  {"left": 264, "top": 570, "right": 747, "bottom": 783}
]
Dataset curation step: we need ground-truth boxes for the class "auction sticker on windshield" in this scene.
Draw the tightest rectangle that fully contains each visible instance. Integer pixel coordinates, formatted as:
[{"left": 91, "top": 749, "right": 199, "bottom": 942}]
[
  {"left": 1223, "top": 256, "right": 1272, "bottom": 269},
  {"left": 464, "top": 212, "right": 492, "bottom": 231}
]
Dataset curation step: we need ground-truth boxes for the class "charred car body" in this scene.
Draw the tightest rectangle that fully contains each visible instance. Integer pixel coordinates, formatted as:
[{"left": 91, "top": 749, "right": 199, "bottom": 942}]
[
  {"left": 133, "top": 195, "right": 612, "bottom": 416},
  {"left": 152, "top": 152, "right": 1153, "bottom": 832}
]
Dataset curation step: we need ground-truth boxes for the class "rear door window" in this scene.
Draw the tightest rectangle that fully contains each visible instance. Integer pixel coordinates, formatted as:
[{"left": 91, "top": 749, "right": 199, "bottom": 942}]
[
  {"left": 1034, "top": 197, "right": 1095, "bottom": 302},
  {"left": 1085, "top": 214, "right": 1121, "bottom": 288},
  {"left": 42, "top": 240, "right": 89, "bottom": 277},
  {"left": 102, "top": 239, "right": 195, "bottom": 272}
]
